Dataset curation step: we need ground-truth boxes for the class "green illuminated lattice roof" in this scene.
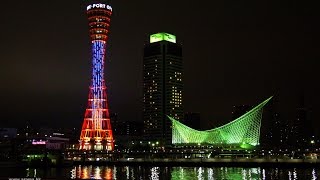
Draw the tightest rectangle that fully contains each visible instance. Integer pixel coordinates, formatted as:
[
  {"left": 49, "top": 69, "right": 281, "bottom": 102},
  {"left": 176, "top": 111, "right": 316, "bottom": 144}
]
[{"left": 169, "top": 97, "right": 272, "bottom": 148}]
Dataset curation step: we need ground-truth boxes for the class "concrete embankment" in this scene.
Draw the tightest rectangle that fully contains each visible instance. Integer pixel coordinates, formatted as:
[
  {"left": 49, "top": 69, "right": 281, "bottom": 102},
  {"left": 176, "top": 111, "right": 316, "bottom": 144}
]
[
  {"left": 72, "top": 158, "right": 320, "bottom": 167},
  {"left": 3, "top": 158, "right": 320, "bottom": 167}
]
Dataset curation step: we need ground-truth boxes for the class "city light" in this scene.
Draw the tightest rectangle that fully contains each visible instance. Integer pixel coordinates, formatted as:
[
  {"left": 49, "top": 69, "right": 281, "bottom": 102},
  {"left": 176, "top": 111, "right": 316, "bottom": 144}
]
[{"left": 32, "top": 141, "right": 46, "bottom": 145}]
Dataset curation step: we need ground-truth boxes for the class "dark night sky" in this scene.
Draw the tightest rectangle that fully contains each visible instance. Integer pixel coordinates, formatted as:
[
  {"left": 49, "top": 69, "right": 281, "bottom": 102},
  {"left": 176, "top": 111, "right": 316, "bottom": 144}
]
[{"left": 0, "top": 1, "right": 319, "bottom": 130}]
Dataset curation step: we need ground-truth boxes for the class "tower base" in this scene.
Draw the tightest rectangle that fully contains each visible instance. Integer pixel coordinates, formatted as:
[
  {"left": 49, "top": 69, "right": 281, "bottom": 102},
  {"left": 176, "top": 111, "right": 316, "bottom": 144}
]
[{"left": 79, "top": 140, "right": 114, "bottom": 151}]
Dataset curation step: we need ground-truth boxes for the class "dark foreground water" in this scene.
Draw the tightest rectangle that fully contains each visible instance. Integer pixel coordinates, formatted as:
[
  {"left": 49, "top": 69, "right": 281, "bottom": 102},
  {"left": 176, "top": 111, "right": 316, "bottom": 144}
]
[{"left": 1, "top": 166, "right": 319, "bottom": 179}]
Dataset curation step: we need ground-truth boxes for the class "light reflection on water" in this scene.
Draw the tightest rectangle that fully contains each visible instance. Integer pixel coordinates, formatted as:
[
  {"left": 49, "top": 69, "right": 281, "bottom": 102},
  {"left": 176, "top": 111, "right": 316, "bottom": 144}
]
[
  {"left": 69, "top": 166, "right": 320, "bottom": 180},
  {"left": 312, "top": 168, "right": 317, "bottom": 180},
  {"left": 3, "top": 166, "right": 320, "bottom": 179}
]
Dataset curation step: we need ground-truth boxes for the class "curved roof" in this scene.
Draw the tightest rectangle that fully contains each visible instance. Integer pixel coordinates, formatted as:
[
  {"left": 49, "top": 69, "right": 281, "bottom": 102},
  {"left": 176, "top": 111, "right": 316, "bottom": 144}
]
[{"left": 169, "top": 97, "right": 272, "bottom": 147}]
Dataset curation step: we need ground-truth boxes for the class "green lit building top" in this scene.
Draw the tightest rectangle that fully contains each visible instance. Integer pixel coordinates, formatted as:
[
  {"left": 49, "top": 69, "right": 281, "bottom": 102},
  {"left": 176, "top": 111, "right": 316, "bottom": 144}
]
[{"left": 150, "top": 32, "right": 177, "bottom": 43}]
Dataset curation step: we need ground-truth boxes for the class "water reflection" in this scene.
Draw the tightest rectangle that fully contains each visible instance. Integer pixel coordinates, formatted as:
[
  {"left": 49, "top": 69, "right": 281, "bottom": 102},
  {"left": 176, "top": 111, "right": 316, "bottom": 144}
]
[
  {"left": 207, "top": 168, "right": 213, "bottom": 180},
  {"left": 66, "top": 166, "right": 320, "bottom": 179},
  {"left": 151, "top": 167, "right": 160, "bottom": 180},
  {"left": 126, "top": 166, "right": 129, "bottom": 179},
  {"left": 70, "top": 165, "right": 113, "bottom": 180},
  {"left": 312, "top": 168, "right": 317, "bottom": 180},
  {"left": 262, "top": 169, "right": 266, "bottom": 180},
  {"left": 1, "top": 166, "right": 319, "bottom": 179}
]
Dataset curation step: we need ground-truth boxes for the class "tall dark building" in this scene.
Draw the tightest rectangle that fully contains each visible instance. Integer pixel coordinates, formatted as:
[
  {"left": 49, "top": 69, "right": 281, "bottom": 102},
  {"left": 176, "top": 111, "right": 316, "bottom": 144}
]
[
  {"left": 263, "top": 97, "right": 289, "bottom": 148},
  {"left": 267, "top": 112, "right": 290, "bottom": 147},
  {"left": 110, "top": 113, "right": 118, "bottom": 135},
  {"left": 184, "top": 112, "right": 201, "bottom": 130},
  {"left": 116, "top": 121, "right": 144, "bottom": 136},
  {"left": 143, "top": 32, "right": 183, "bottom": 146},
  {"left": 290, "top": 93, "right": 312, "bottom": 147}
]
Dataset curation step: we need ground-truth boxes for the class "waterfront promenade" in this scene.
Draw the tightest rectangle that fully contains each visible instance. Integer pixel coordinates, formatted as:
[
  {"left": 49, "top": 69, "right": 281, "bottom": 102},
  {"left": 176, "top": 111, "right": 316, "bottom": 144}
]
[
  {"left": 2, "top": 157, "right": 320, "bottom": 168},
  {"left": 71, "top": 157, "right": 320, "bottom": 167}
]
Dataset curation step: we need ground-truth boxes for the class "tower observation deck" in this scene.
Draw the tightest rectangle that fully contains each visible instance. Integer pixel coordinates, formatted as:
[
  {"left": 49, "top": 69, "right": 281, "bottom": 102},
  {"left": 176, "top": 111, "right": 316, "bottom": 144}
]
[{"left": 79, "top": 0, "right": 114, "bottom": 151}]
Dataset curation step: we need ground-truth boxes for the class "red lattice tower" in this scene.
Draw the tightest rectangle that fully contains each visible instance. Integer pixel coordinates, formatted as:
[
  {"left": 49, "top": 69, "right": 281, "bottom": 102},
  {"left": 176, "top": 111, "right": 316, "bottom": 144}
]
[{"left": 79, "top": 2, "right": 114, "bottom": 151}]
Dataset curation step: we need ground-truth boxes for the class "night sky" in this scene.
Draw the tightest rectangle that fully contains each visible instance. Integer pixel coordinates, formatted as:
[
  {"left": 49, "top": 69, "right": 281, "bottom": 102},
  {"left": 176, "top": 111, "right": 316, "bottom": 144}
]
[{"left": 0, "top": 1, "right": 319, "bottom": 130}]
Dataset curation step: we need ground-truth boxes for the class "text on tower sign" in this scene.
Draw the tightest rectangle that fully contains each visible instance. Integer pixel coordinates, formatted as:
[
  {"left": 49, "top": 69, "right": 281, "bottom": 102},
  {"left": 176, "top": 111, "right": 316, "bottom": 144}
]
[{"left": 87, "top": 4, "right": 112, "bottom": 11}]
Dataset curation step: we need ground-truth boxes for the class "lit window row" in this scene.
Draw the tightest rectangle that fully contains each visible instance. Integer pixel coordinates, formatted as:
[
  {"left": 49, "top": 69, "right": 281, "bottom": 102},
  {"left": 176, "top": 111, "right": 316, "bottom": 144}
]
[
  {"left": 172, "top": 95, "right": 182, "bottom": 99},
  {"left": 147, "top": 89, "right": 157, "bottom": 93},
  {"left": 170, "top": 100, "right": 181, "bottom": 103}
]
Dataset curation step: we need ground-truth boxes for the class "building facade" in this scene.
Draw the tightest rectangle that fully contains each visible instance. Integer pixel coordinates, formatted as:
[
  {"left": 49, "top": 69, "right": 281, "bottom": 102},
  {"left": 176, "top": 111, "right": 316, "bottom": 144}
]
[
  {"left": 143, "top": 32, "right": 183, "bottom": 146},
  {"left": 290, "top": 93, "right": 313, "bottom": 148}
]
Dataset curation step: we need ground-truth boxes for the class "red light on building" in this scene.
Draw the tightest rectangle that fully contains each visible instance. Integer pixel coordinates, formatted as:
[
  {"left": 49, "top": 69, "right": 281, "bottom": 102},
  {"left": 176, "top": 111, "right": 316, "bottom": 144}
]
[{"left": 79, "top": 2, "right": 114, "bottom": 151}]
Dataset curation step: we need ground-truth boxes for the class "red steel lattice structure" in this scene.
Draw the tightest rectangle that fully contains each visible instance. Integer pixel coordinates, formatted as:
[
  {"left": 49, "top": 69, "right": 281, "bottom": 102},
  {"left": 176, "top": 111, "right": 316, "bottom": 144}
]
[{"left": 79, "top": 2, "right": 114, "bottom": 151}]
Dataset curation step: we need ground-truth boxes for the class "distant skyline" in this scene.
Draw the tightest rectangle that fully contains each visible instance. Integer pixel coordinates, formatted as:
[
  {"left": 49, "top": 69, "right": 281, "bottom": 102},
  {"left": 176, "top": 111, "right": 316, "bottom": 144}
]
[{"left": 0, "top": 1, "right": 318, "bottom": 131}]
